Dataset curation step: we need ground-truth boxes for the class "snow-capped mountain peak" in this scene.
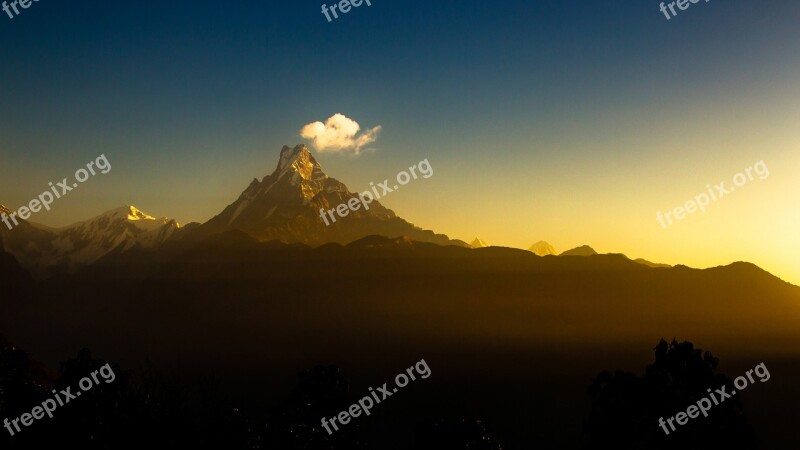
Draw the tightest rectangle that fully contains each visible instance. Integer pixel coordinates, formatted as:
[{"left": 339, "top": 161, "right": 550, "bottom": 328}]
[
  {"left": 470, "top": 237, "right": 489, "bottom": 248},
  {"left": 274, "top": 144, "right": 327, "bottom": 186},
  {"left": 2, "top": 205, "right": 181, "bottom": 276},
  {"left": 94, "top": 206, "right": 179, "bottom": 231},
  {"left": 529, "top": 240, "right": 557, "bottom": 256},
  {"left": 112, "top": 205, "right": 156, "bottom": 221}
]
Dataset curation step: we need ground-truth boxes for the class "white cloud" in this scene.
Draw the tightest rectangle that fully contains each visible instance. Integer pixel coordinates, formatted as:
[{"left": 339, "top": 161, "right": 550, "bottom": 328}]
[{"left": 300, "top": 113, "right": 382, "bottom": 156}]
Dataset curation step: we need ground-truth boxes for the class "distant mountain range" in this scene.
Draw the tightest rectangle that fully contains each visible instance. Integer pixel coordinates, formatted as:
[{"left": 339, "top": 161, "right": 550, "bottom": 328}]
[
  {"left": 472, "top": 240, "right": 671, "bottom": 267},
  {"left": 0, "top": 145, "right": 751, "bottom": 280},
  {"left": 3, "top": 230, "right": 797, "bottom": 380},
  {"left": 0, "top": 145, "right": 463, "bottom": 276},
  {"left": 2, "top": 153, "right": 797, "bottom": 450},
  {"left": 0, "top": 205, "right": 179, "bottom": 277},
  {"left": 529, "top": 240, "right": 557, "bottom": 256}
]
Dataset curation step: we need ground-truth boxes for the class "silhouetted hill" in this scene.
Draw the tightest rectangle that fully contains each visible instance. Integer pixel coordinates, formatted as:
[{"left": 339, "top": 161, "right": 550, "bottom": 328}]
[
  {"left": 0, "top": 206, "right": 179, "bottom": 278},
  {"left": 560, "top": 245, "right": 597, "bottom": 256},
  {"left": 2, "top": 235, "right": 799, "bottom": 449},
  {"left": 0, "top": 248, "right": 32, "bottom": 300},
  {"left": 634, "top": 258, "right": 672, "bottom": 268},
  {"left": 19, "top": 234, "right": 795, "bottom": 353}
]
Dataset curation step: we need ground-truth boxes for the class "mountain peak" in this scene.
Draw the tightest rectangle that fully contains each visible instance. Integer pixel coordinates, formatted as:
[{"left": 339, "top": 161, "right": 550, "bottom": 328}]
[
  {"left": 197, "top": 144, "right": 464, "bottom": 248},
  {"left": 276, "top": 144, "right": 321, "bottom": 178},
  {"left": 87, "top": 206, "right": 178, "bottom": 227},
  {"left": 529, "top": 240, "right": 557, "bottom": 256},
  {"left": 278, "top": 144, "right": 303, "bottom": 169},
  {"left": 2, "top": 204, "right": 181, "bottom": 276},
  {"left": 560, "top": 245, "right": 597, "bottom": 256},
  {"left": 106, "top": 206, "right": 156, "bottom": 221},
  {"left": 264, "top": 144, "right": 328, "bottom": 195},
  {"left": 95, "top": 206, "right": 180, "bottom": 230},
  {"left": 470, "top": 237, "right": 488, "bottom": 248}
]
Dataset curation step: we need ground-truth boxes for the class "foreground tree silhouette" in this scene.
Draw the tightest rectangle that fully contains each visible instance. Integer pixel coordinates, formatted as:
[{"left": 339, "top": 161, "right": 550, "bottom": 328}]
[
  {"left": 3, "top": 342, "right": 505, "bottom": 449},
  {"left": 0, "top": 334, "right": 55, "bottom": 449},
  {"left": 0, "top": 341, "right": 253, "bottom": 450},
  {"left": 414, "top": 418, "right": 504, "bottom": 450},
  {"left": 266, "top": 364, "right": 369, "bottom": 449},
  {"left": 585, "top": 339, "right": 757, "bottom": 449},
  {"left": 50, "top": 348, "right": 131, "bottom": 447}
]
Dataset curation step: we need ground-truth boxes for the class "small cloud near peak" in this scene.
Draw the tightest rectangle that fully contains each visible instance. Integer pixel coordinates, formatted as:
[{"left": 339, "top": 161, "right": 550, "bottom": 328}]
[{"left": 300, "top": 113, "right": 381, "bottom": 156}]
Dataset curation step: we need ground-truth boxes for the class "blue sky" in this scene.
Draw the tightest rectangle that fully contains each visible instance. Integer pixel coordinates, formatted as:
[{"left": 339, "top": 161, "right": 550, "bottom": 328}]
[{"left": 2, "top": 0, "right": 799, "bottom": 283}]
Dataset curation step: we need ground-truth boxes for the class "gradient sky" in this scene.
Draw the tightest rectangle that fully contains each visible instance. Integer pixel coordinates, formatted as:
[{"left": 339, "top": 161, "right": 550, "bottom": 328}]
[{"left": 1, "top": 0, "right": 799, "bottom": 284}]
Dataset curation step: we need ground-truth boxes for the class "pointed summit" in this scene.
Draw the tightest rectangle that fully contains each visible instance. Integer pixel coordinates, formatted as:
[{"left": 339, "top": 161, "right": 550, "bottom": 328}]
[
  {"left": 275, "top": 144, "right": 326, "bottom": 183},
  {"left": 104, "top": 205, "right": 157, "bottom": 221},
  {"left": 278, "top": 144, "right": 302, "bottom": 168},
  {"left": 238, "top": 144, "right": 330, "bottom": 203},
  {"left": 528, "top": 241, "right": 557, "bottom": 256},
  {"left": 196, "top": 144, "right": 463, "bottom": 247},
  {"left": 95, "top": 206, "right": 180, "bottom": 230},
  {"left": 470, "top": 237, "right": 488, "bottom": 248}
]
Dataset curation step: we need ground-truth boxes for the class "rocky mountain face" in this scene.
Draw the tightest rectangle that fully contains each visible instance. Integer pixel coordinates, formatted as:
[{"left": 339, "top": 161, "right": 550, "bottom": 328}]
[
  {"left": 194, "top": 144, "right": 462, "bottom": 247},
  {"left": 1, "top": 144, "right": 464, "bottom": 277},
  {"left": 0, "top": 205, "right": 179, "bottom": 276}
]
